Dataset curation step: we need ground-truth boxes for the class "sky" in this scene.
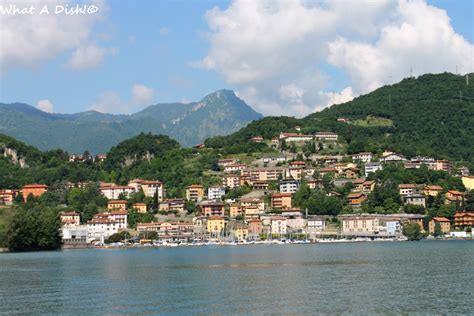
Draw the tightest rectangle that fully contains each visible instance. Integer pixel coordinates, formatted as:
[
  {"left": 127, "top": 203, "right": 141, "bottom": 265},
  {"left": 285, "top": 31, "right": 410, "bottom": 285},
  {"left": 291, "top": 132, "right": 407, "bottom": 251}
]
[{"left": 0, "top": 0, "right": 473, "bottom": 117}]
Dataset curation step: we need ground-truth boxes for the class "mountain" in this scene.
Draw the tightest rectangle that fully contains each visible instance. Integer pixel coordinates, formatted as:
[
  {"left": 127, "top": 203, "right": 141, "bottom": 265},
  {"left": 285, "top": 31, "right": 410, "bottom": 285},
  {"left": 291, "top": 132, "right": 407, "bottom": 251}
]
[
  {"left": 206, "top": 73, "right": 474, "bottom": 168},
  {"left": 0, "top": 90, "right": 262, "bottom": 153}
]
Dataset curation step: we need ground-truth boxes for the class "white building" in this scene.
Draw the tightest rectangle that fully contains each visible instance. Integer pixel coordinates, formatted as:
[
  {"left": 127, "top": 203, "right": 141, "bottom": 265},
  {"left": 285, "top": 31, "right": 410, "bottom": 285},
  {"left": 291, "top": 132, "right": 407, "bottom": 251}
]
[
  {"left": 128, "top": 179, "right": 164, "bottom": 200},
  {"left": 352, "top": 152, "right": 373, "bottom": 163},
  {"left": 271, "top": 217, "right": 287, "bottom": 235},
  {"left": 380, "top": 152, "right": 407, "bottom": 163},
  {"left": 365, "top": 162, "right": 383, "bottom": 177},
  {"left": 86, "top": 211, "right": 128, "bottom": 241},
  {"left": 279, "top": 132, "right": 314, "bottom": 143},
  {"left": 100, "top": 185, "right": 135, "bottom": 200},
  {"left": 307, "top": 216, "right": 326, "bottom": 233},
  {"left": 279, "top": 179, "right": 300, "bottom": 194},
  {"left": 208, "top": 186, "right": 226, "bottom": 200},
  {"left": 315, "top": 132, "right": 338, "bottom": 141},
  {"left": 224, "top": 164, "right": 247, "bottom": 173}
]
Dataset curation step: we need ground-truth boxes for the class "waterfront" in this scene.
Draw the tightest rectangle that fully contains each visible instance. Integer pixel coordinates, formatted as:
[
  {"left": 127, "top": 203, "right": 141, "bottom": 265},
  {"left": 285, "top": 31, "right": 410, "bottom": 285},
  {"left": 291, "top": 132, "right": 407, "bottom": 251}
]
[{"left": 0, "top": 241, "right": 473, "bottom": 315}]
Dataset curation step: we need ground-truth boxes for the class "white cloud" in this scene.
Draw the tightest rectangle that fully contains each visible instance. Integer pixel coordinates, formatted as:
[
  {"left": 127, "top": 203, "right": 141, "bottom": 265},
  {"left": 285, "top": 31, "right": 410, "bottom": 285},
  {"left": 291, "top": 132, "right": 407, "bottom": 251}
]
[
  {"left": 90, "top": 84, "right": 155, "bottom": 114},
  {"left": 131, "top": 84, "right": 155, "bottom": 106},
  {"left": 159, "top": 27, "right": 170, "bottom": 36},
  {"left": 321, "top": 87, "right": 354, "bottom": 108},
  {"left": 66, "top": 45, "right": 118, "bottom": 70},
  {"left": 199, "top": 0, "right": 473, "bottom": 117},
  {"left": 0, "top": 0, "right": 113, "bottom": 73},
  {"left": 36, "top": 99, "right": 54, "bottom": 113}
]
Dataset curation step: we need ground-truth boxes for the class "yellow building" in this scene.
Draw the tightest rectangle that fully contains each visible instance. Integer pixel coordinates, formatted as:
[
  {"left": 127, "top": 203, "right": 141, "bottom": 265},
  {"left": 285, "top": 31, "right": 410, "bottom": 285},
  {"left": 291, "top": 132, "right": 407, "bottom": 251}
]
[
  {"left": 107, "top": 200, "right": 127, "bottom": 211},
  {"left": 229, "top": 204, "right": 243, "bottom": 218},
  {"left": 428, "top": 217, "right": 451, "bottom": 235},
  {"left": 424, "top": 185, "right": 443, "bottom": 197},
  {"left": 462, "top": 176, "right": 474, "bottom": 190},
  {"left": 233, "top": 224, "right": 248, "bottom": 241},
  {"left": 186, "top": 184, "right": 204, "bottom": 202},
  {"left": 133, "top": 203, "right": 147, "bottom": 213},
  {"left": 207, "top": 216, "right": 226, "bottom": 235}
]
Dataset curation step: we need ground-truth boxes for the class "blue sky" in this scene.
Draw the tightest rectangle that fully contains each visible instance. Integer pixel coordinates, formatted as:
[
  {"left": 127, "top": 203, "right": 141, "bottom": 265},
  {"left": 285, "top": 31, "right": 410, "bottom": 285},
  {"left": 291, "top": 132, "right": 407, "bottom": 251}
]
[{"left": 0, "top": 0, "right": 472, "bottom": 116}]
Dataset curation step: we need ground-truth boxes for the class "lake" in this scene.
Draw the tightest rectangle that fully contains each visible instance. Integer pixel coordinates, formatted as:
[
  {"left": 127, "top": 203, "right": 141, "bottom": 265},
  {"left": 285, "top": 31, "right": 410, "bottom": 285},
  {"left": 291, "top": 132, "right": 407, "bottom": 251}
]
[{"left": 0, "top": 240, "right": 473, "bottom": 315}]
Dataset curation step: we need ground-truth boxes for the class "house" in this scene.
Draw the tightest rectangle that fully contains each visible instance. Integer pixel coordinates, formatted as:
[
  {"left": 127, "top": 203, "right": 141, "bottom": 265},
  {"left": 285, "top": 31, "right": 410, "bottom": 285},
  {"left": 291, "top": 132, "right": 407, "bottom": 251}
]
[
  {"left": 319, "top": 167, "right": 337, "bottom": 176},
  {"left": 229, "top": 203, "right": 243, "bottom": 218},
  {"left": 194, "top": 144, "right": 206, "bottom": 149},
  {"left": 342, "top": 167, "right": 360, "bottom": 179},
  {"left": 399, "top": 184, "right": 416, "bottom": 196},
  {"left": 404, "top": 194, "right": 426, "bottom": 208},
  {"left": 100, "top": 185, "right": 135, "bottom": 200},
  {"left": 201, "top": 201, "right": 225, "bottom": 217},
  {"left": 222, "top": 174, "right": 240, "bottom": 189},
  {"left": 461, "top": 176, "right": 474, "bottom": 190},
  {"left": 433, "top": 160, "right": 452, "bottom": 173},
  {"left": 107, "top": 200, "right": 127, "bottom": 211},
  {"left": 207, "top": 216, "right": 226, "bottom": 235},
  {"left": 279, "top": 132, "right": 313, "bottom": 143},
  {"left": 208, "top": 186, "right": 226, "bottom": 200},
  {"left": 0, "top": 189, "right": 18, "bottom": 205},
  {"left": 326, "top": 191, "right": 342, "bottom": 198},
  {"left": 159, "top": 199, "right": 185, "bottom": 213},
  {"left": 224, "top": 163, "right": 247, "bottom": 173},
  {"left": 340, "top": 214, "right": 402, "bottom": 237},
  {"left": 347, "top": 193, "right": 366, "bottom": 207},
  {"left": 352, "top": 152, "right": 373, "bottom": 163},
  {"left": 315, "top": 132, "right": 338, "bottom": 141},
  {"left": 186, "top": 184, "right": 204, "bottom": 202},
  {"left": 133, "top": 203, "right": 147, "bottom": 213},
  {"left": 428, "top": 217, "right": 451, "bottom": 235},
  {"left": 241, "top": 168, "right": 285, "bottom": 182},
  {"left": 365, "top": 162, "right": 383, "bottom": 177},
  {"left": 271, "top": 137, "right": 280, "bottom": 147},
  {"left": 271, "top": 193, "right": 292, "bottom": 209},
  {"left": 136, "top": 221, "right": 194, "bottom": 241},
  {"left": 337, "top": 117, "right": 350, "bottom": 123},
  {"left": 128, "top": 179, "right": 164, "bottom": 200},
  {"left": 252, "top": 181, "right": 269, "bottom": 190},
  {"left": 248, "top": 219, "right": 263, "bottom": 237},
  {"left": 279, "top": 179, "right": 299, "bottom": 194},
  {"left": 307, "top": 180, "right": 324, "bottom": 190},
  {"left": 362, "top": 180, "right": 376, "bottom": 193},
  {"left": 457, "top": 166, "right": 470, "bottom": 177},
  {"left": 380, "top": 152, "right": 407, "bottom": 163},
  {"left": 250, "top": 136, "right": 264, "bottom": 143},
  {"left": 306, "top": 216, "right": 326, "bottom": 237},
  {"left": 232, "top": 223, "right": 248, "bottom": 241},
  {"left": 21, "top": 184, "right": 48, "bottom": 201},
  {"left": 244, "top": 205, "right": 261, "bottom": 221},
  {"left": 271, "top": 217, "right": 287, "bottom": 235},
  {"left": 240, "top": 198, "right": 265, "bottom": 212},
  {"left": 317, "top": 156, "right": 340, "bottom": 165},
  {"left": 60, "top": 211, "right": 80, "bottom": 226},
  {"left": 445, "top": 190, "right": 464, "bottom": 204},
  {"left": 424, "top": 185, "right": 443, "bottom": 197},
  {"left": 262, "top": 155, "right": 287, "bottom": 163},
  {"left": 218, "top": 158, "right": 239, "bottom": 168},
  {"left": 454, "top": 212, "right": 474, "bottom": 229},
  {"left": 87, "top": 211, "right": 128, "bottom": 241}
]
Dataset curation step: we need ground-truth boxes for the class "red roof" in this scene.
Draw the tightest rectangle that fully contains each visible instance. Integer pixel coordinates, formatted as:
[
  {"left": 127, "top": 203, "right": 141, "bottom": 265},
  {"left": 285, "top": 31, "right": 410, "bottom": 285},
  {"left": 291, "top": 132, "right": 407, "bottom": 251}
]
[
  {"left": 432, "top": 217, "right": 450, "bottom": 222},
  {"left": 22, "top": 184, "right": 48, "bottom": 189}
]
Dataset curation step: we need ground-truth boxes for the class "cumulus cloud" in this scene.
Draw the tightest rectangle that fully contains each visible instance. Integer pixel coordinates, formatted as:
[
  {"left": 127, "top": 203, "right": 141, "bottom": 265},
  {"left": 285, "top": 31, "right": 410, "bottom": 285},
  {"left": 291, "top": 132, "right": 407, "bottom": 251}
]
[
  {"left": 0, "top": 0, "right": 113, "bottom": 73},
  {"left": 36, "top": 99, "right": 54, "bottom": 113},
  {"left": 90, "top": 84, "right": 155, "bottom": 114},
  {"left": 199, "top": 0, "right": 473, "bottom": 116},
  {"left": 66, "top": 45, "right": 118, "bottom": 70}
]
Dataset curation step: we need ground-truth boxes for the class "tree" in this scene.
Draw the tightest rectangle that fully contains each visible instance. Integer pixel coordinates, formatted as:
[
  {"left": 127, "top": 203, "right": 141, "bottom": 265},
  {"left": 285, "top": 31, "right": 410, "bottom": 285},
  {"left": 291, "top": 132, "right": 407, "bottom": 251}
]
[
  {"left": 465, "top": 190, "right": 474, "bottom": 212},
  {"left": 105, "top": 231, "right": 131, "bottom": 243},
  {"left": 402, "top": 223, "right": 422, "bottom": 241},
  {"left": 433, "top": 222, "right": 443, "bottom": 237}
]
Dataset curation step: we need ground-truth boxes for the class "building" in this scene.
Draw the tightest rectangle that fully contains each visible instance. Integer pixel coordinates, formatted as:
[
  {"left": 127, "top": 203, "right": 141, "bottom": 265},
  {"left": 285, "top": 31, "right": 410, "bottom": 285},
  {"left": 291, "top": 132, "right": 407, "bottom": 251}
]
[
  {"left": 306, "top": 216, "right": 326, "bottom": 237},
  {"left": 100, "top": 185, "right": 135, "bottom": 200},
  {"left": 315, "top": 132, "right": 338, "bottom": 141},
  {"left": 250, "top": 136, "right": 264, "bottom": 143},
  {"left": 86, "top": 211, "right": 128, "bottom": 241},
  {"left": 232, "top": 223, "right": 248, "bottom": 241},
  {"left": 229, "top": 203, "right": 243, "bottom": 218},
  {"left": 207, "top": 216, "right": 226, "bottom": 235},
  {"left": 186, "top": 184, "right": 204, "bottom": 202},
  {"left": 428, "top": 217, "right": 451, "bottom": 235},
  {"left": 21, "top": 184, "right": 48, "bottom": 201},
  {"left": 128, "top": 179, "right": 164, "bottom": 200},
  {"left": 271, "top": 193, "right": 292, "bottom": 209},
  {"left": 201, "top": 201, "right": 225, "bottom": 217},
  {"left": 424, "top": 185, "right": 443, "bottom": 197},
  {"left": 453, "top": 212, "right": 474, "bottom": 229},
  {"left": 279, "top": 132, "right": 313, "bottom": 143},
  {"left": 208, "top": 186, "right": 226, "bottom": 200},
  {"left": 340, "top": 214, "right": 402, "bottom": 237},
  {"left": 404, "top": 194, "right": 426, "bottom": 208},
  {"left": 399, "top": 184, "right": 416, "bottom": 196},
  {"left": 241, "top": 168, "right": 285, "bottom": 182},
  {"left": 218, "top": 158, "right": 239, "bottom": 168},
  {"left": 158, "top": 199, "right": 185, "bottom": 213},
  {"left": 224, "top": 163, "right": 247, "bottom": 173},
  {"left": 133, "top": 203, "right": 147, "bottom": 213},
  {"left": 445, "top": 190, "right": 464, "bottom": 204},
  {"left": 62, "top": 225, "right": 88, "bottom": 245},
  {"left": 352, "top": 152, "right": 373, "bottom": 163},
  {"left": 271, "top": 217, "right": 287, "bottom": 235},
  {"left": 279, "top": 179, "right": 300, "bottom": 194},
  {"left": 0, "top": 189, "right": 18, "bottom": 205},
  {"left": 462, "top": 176, "right": 474, "bottom": 190},
  {"left": 380, "top": 152, "right": 407, "bottom": 163},
  {"left": 347, "top": 193, "right": 366, "bottom": 207},
  {"left": 222, "top": 174, "right": 240, "bottom": 189},
  {"left": 60, "top": 211, "right": 80, "bottom": 226},
  {"left": 365, "top": 162, "right": 383, "bottom": 177},
  {"left": 107, "top": 200, "right": 127, "bottom": 211},
  {"left": 433, "top": 160, "right": 452, "bottom": 173},
  {"left": 136, "top": 221, "right": 194, "bottom": 241},
  {"left": 248, "top": 219, "right": 263, "bottom": 238}
]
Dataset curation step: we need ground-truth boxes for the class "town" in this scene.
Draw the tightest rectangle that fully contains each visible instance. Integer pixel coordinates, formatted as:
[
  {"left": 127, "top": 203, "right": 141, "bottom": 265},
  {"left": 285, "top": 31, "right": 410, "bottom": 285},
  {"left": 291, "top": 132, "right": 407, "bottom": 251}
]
[{"left": 1, "top": 129, "right": 474, "bottom": 248}]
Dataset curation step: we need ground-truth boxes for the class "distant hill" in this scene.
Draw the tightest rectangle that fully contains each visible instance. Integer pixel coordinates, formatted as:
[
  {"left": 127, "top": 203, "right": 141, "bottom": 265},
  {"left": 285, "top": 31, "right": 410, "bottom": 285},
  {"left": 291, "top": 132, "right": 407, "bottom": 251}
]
[
  {"left": 206, "top": 73, "right": 474, "bottom": 167},
  {"left": 0, "top": 90, "right": 262, "bottom": 153}
]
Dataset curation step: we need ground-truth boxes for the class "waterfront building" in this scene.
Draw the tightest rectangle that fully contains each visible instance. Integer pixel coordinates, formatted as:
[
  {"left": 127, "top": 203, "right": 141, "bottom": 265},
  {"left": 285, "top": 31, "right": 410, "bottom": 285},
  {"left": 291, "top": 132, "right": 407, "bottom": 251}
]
[{"left": 428, "top": 217, "right": 451, "bottom": 235}]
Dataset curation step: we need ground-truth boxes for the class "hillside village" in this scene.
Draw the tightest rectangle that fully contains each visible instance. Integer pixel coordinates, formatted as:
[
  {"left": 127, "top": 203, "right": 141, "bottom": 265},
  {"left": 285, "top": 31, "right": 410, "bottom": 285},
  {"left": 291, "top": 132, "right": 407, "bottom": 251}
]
[{"left": 1, "top": 127, "right": 473, "bottom": 249}]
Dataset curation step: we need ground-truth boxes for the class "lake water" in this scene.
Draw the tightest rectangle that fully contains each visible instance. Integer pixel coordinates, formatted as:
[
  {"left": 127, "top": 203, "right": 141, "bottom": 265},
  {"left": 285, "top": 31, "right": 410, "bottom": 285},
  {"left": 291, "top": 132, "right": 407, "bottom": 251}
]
[{"left": 0, "top": 240, "right": 473, "bottom": 315}]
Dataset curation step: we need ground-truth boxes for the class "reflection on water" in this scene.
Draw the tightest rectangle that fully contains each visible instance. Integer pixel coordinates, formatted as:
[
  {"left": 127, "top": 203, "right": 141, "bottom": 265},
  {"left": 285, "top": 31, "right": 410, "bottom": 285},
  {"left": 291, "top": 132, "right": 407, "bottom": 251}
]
[{"left": 0, "top": 241, "right": 473, "bottom": 315}]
